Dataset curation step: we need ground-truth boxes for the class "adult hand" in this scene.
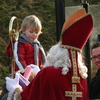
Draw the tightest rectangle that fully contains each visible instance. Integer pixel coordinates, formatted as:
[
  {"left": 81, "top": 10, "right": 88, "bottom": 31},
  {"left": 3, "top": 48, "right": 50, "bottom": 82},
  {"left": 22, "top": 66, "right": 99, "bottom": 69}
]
[{"left": 6, "top": 72, "right": 22, "bottom": 92}]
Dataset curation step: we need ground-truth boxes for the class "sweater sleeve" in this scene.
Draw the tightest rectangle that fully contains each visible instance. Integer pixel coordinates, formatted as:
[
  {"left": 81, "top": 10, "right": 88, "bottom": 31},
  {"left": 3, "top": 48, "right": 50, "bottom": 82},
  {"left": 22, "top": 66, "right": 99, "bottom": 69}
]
[{"left": 6, "top": 42, "right": 12, "bottom": 57}]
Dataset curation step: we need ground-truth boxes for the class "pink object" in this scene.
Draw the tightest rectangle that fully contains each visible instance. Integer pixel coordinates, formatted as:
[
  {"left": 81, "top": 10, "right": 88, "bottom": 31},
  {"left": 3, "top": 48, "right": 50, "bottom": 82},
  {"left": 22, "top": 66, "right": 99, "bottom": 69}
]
[
  {"left": 24, "top": 67, "right": 32, "bottom": 80},
  {"left": 19, "top": 73, "right": 30, "bottom": 89}
]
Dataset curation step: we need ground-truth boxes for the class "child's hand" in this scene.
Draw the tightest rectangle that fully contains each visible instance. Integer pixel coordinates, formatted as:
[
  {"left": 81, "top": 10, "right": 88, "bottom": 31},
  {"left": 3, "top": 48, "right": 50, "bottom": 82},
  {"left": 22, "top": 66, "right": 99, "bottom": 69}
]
[
  {"left": 27, "top": 64, "right": 40, "bottom": 76},
  {"left": 28, "top": 74, "right": 34, "bottom": 82}
]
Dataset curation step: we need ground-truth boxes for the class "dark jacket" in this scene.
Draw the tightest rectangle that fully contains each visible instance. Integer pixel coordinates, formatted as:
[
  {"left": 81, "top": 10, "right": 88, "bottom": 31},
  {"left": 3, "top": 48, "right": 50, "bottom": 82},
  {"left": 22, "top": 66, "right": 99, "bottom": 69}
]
[{"left": 89, "top": 68, "right": 100, "bottom": 99}]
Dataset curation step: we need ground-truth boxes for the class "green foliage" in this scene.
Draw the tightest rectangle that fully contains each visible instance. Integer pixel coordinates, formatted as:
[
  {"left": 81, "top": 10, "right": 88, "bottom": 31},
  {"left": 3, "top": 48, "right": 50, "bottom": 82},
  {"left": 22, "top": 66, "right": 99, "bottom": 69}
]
[
  {"left": 0, "top": 0, "right": 56, "bottom": 58},
  {"left": 0, "top": 0, "right": 56, "bottom": 49},
  {"left": 0, "top": 65, "right": 9, "bottom": 86},
  {"left": 0, "top": 0, "right": 56, "bottom": 86},
  {"left": 0, "top": 37, "right": 11, "bottom": 66},
  {"left": 65, "top": 0, "right": 100, "bottom": 6}
]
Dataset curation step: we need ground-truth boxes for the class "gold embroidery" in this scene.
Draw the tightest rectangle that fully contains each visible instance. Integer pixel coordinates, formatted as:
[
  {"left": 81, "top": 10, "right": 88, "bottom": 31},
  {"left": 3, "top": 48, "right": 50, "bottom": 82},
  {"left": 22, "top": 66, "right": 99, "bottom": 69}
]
[
  {"left": 70, "top": 50, "right": 80, "bottom": 83},
  {"left": 65, "top": 84, "right": 82, "bottom": 100},
  {"left": 60, "top": 44, "right": 82, "bottom": 52},
  {"left": 72, "top": 76, "right": 80, "bottom": 83}
]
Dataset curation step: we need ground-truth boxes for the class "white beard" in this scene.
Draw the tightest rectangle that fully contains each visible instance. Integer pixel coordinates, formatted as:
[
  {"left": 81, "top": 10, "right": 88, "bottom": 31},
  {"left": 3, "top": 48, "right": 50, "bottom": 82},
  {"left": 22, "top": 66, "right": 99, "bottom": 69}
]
[{"left": 43, "top": 42, "right": 71, "bottom": 75}]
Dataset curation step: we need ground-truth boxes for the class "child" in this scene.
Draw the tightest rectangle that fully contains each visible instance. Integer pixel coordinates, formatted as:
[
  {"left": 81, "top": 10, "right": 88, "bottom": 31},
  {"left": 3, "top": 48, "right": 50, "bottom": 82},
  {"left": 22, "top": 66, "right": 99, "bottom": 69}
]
[
  {"left": 0, "top": 15, "right": 46, "bottom": 99},
  {"left": 6, "top": 15, "right": 46, "bottom": 73}
]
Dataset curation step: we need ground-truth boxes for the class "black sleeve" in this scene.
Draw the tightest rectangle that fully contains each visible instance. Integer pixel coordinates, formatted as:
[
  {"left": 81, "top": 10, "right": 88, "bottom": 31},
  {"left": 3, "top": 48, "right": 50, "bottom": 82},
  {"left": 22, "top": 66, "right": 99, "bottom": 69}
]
[{"left": 89, "top": 70, "right": 100, "bottom": 99}]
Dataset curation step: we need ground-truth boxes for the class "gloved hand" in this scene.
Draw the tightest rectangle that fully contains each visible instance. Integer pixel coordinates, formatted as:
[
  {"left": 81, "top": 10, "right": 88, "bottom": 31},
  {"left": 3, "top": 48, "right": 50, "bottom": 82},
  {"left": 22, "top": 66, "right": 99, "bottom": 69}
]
[
  {"left": 6, "top": 72, "right": 22, "bottom": 100},
  {"left": 27, "top": 64, "right": 40, "bottom": 76},
  {"left": 6, "top": 72, "right": 22, "bottom": 92}
]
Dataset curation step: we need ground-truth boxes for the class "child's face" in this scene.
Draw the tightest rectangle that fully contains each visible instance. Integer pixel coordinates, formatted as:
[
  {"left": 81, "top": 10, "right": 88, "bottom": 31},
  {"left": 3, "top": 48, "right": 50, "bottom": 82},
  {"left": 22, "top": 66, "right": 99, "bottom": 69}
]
[{"left": 23, "top": 28, "right": 39, "bottom": 41}]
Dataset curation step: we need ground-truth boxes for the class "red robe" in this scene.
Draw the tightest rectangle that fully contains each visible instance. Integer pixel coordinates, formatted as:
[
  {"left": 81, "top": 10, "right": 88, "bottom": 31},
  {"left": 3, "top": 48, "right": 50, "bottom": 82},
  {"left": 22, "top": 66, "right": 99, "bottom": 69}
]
[{"left": 20, "top": 66, "right": 89, "bottom": 100}]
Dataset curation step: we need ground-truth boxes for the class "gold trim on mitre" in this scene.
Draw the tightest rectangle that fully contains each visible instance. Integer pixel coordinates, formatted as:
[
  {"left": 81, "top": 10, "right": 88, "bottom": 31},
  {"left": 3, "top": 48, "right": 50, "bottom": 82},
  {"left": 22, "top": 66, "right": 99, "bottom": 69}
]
[
  {"left": 60, "top": 13, "right": 93, "bottom": 52},
  {"left": 60, "top": 44, "right": 82, "bottom": 52},
  {"left": 60, "top": 13, "right": 92, "bottom": 37},
  {"left": 61, "top": 8, "right": 86, "bottom": 33}
]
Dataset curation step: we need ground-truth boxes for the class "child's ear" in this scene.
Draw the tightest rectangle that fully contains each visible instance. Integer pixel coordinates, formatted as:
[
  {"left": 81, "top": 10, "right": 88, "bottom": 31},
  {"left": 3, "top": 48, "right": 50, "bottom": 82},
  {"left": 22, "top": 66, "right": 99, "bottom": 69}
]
[
  {"left": 21, "top": 30, "right": 25, "bottom": 33},
  {"left": 22, "top": 31, "right": 24, "bottom": 33}
]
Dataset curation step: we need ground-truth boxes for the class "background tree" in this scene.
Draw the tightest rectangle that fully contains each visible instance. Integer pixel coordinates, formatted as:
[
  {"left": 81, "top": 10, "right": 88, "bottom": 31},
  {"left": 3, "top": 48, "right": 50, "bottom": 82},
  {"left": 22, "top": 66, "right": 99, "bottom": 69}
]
[{"left": 0, "top": 0, "right": 56, "bottom": 86}]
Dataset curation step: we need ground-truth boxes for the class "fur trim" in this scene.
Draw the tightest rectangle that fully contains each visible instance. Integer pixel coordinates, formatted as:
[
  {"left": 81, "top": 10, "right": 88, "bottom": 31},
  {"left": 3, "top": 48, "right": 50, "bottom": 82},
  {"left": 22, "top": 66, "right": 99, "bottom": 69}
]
[{"left": 14, "top": 42, "right": 25, "bottom": 72}]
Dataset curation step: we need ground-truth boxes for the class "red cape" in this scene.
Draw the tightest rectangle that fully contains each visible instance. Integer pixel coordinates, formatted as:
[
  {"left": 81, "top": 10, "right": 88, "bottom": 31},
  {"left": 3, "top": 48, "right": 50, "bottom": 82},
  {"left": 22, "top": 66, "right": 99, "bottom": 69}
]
[{"left": 21, "top": 66, "right": 89, "bottom": 100}]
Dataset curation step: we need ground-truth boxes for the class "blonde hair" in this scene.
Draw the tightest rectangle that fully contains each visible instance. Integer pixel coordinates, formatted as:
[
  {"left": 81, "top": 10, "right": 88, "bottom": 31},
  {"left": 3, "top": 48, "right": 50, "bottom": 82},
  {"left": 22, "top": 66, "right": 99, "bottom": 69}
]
[{"left": 20, "top": 15, "right": 42, "bottom": 34}]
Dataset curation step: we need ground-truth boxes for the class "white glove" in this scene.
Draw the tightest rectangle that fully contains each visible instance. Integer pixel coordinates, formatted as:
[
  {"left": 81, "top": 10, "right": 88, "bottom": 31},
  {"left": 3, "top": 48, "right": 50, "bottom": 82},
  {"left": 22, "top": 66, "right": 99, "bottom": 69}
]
[
  {"left": 27, "top": 64, "right": 40, "bottom": 76},
  {"left": 6, "top": 72, "right": 22, "bottom": 92},
  {"left": 6, "top": 72, "right": 22, "bottom": 100}
]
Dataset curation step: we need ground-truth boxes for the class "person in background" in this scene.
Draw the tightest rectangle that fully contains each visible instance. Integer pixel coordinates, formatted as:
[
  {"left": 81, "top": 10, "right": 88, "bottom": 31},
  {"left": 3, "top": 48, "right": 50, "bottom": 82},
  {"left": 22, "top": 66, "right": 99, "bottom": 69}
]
[
  {"left": 89, "top": 42, "right": 100, "bottom": 99},
  {"left": 6, "top": 15, "right": 46, "bottom": 74},
  {"left": 5, "top": 8, "right": 93, "bottom": 100}
]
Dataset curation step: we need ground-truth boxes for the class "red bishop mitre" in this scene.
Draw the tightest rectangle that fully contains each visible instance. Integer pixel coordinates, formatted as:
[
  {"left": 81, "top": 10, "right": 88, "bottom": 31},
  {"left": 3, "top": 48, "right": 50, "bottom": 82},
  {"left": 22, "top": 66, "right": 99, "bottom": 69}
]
[
  {"left": 60, "top": 8, "right": 93, "bottom": 50},
  {"left": 60, "top": 8, "right": 93, "bottom": 84}
]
